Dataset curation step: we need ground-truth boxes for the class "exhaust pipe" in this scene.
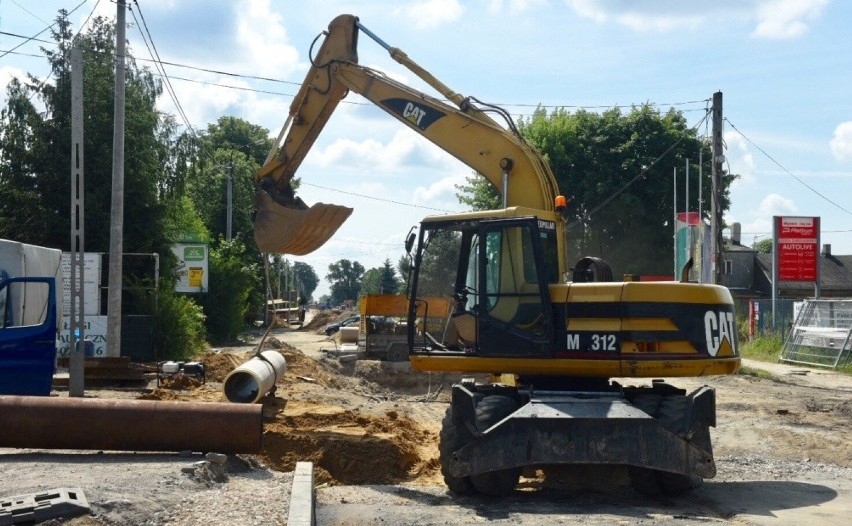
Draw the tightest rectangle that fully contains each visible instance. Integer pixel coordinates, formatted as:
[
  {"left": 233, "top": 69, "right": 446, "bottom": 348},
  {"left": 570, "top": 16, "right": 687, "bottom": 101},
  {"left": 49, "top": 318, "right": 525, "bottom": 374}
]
[
  {"left": 0, "top": 396, "right": 262, "bottom": 453},
  {"left": 223, "top": 351, "right": 287, "bottom": 403}
]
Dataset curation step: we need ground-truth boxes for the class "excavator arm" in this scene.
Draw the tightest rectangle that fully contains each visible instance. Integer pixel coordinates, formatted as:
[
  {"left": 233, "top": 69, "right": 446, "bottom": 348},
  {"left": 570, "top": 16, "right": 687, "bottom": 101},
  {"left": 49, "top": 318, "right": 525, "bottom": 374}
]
[{"left": 254, "top": 14, "right": 562, "bottom": 255}]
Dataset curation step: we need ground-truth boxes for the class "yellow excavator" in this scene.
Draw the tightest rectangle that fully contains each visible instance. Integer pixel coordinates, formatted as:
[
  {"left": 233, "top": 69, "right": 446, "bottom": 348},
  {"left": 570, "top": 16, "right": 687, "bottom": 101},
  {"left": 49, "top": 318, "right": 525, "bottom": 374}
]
[{"left": 254, "top": 14, "right": 740, "bottom": 497}]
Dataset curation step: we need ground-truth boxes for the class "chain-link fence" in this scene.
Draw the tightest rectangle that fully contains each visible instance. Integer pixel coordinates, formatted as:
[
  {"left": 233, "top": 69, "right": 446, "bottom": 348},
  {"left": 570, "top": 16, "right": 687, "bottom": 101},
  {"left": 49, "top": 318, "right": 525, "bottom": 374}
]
[
  {"left": 779, "top": 299, "right": 852, "bottom": 368},
  {"left": 735, "top": 298, "right": 799, "bottom": 339}
]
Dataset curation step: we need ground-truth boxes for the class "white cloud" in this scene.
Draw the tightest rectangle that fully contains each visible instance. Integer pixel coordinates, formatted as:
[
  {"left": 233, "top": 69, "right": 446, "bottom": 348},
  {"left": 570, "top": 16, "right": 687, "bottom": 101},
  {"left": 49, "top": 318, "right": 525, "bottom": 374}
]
[
  {"left": 234, "top": 0, "right": 300, "bottom": 78},
  {"left": 725, "top": 130, "right": 758, "bottom": 186},
  {"left": 565, "top": 0, "right": 706, "bottom": 31},
  {"left": 160, "top": 75, "right": 245, "bottom": 128},
  {"left": 735, "top": 193, "right": 797, "bottom": 240},
  {"left": 0, "top": 66, "right": 26, "bottom": 95},
  {"left": 395, "top": 0, "right": 465, "bottom": 30},
  {"left": 564, "top": 0, "right": 827, "bottom": 37},
  {"left": 757, "top": 193, "right": 797, "bottom": 216},
  {"left": 752, "top": 0, "right": 828, "bottom": 39},
  {"left": 412, "top": 172, "right": 468, "bottom": 203},
  {"left": 485, "top": 0, "right": 548, "bottom": 14},
  {"left": 830, "top": 121, "right": 852, "bottom": 162},
  {"left": 309, "top": 129, "right": 450, "bottom": 173}
]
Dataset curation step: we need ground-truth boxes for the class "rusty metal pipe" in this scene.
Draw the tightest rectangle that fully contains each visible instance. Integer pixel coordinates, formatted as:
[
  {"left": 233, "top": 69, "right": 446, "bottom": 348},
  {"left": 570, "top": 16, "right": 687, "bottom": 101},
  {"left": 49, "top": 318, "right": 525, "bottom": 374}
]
[{"left": 0, "top": 396, "right": 262, "bottom": 453}]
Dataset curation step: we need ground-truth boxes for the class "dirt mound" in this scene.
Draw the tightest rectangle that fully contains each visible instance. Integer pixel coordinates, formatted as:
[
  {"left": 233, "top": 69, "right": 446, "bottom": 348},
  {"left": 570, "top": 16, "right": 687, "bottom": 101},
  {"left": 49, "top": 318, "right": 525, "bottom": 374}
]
[
  {"left": 260, "top": 400, "right": 439, "bottom": 485},
  {"left": 201, "top": 352, "right": 247, "bottom": 382},
  {"left": 302, "top": 309, "right": 357, "bottom": 333},
  {"left": 138, "top": 383, "right": 226, "bottom": 403}
]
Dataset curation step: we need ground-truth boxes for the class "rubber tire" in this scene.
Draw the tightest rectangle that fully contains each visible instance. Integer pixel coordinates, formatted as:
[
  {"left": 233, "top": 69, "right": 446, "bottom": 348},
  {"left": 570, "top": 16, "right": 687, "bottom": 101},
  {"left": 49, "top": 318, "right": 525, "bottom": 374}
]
[
  {"left": 469, "top": 395, "right": 521, "bottom": 497},
  {"left": 439, "top": 404, "right": 476, "bottom": 495}
]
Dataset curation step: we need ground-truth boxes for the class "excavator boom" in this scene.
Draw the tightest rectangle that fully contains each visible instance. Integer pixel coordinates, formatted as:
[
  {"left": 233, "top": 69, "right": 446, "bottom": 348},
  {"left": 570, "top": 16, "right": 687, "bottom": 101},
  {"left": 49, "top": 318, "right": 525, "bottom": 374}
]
[{"left": 254, "top": 14, "right": 560, "bottom": 255}]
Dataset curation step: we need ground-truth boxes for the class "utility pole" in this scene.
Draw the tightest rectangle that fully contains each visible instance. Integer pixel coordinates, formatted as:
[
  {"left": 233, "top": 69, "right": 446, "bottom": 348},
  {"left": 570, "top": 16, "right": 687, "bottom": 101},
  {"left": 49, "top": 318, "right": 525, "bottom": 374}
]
[
  {"left": 106, "top": 0, "right": 126, "bottom": 357},
  {"left": 69, "top": 45, "right": 85, "bottom": 396},
  {"left": 710, "top": 91, "right": 724, "bottom": 285},
  {"left": 227, "top": 159, "right": 233, "bottom": 241}
]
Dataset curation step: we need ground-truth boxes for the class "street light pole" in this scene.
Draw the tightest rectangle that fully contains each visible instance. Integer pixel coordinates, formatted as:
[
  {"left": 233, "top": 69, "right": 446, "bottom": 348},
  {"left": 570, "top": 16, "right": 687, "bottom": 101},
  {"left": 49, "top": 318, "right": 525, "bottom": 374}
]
[{"left": 227, "top": 158, "right": 233, "bottom": 241}]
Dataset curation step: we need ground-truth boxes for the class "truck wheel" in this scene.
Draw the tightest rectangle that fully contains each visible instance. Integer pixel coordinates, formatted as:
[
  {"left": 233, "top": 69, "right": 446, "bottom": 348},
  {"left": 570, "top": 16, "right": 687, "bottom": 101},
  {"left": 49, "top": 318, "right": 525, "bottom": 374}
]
[
  {"left": 469, "top": 395, "right": 521, "bottom": 497},
  {"left": 439, "top": 405, "right": 476, "bottom": 495}
]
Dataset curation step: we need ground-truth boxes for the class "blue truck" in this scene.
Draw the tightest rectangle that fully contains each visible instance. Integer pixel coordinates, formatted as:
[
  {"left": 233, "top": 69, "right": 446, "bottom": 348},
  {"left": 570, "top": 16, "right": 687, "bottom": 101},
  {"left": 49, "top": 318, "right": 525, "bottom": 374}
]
[{"left": 0, "top": 272, "right": 58, "bottom": 395}]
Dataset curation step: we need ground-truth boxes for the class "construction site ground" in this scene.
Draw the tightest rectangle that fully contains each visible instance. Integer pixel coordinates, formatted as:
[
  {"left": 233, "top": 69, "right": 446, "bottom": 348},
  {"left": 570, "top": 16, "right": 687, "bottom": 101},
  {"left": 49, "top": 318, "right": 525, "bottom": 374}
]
[{"left": 1, "top": 308, "right": 851, "bottom": 525}]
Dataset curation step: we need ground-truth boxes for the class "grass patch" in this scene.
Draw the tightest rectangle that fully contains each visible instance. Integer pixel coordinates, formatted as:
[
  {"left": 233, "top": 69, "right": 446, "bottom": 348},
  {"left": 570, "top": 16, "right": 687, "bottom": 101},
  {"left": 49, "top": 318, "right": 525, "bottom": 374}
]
[
  {"left": 737, "top": 365, "right": 780, "bottom": 382},
  {"left": 739, "top": 333, "right": 783, "bottom": 363}
]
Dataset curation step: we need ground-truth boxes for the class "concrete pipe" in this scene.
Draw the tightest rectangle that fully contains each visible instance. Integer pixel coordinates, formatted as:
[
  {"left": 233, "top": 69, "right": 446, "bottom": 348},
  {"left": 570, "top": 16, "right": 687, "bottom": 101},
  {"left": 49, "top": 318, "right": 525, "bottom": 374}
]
[
  {"left": 223, "top": 351, "right": 287, "bottom": 403},
  {"left": 0, "top": 395, "right": 262, "bottom": 453},
  {"left": 338, "top": 326, "right": 359, "bottom": 344}
]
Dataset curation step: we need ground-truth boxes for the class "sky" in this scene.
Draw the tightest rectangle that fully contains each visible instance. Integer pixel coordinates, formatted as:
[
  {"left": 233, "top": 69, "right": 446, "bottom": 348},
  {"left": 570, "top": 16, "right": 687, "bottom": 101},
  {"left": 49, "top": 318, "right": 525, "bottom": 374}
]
[{"left": 2, "top": 0, "right": 852, "bottom": 299}]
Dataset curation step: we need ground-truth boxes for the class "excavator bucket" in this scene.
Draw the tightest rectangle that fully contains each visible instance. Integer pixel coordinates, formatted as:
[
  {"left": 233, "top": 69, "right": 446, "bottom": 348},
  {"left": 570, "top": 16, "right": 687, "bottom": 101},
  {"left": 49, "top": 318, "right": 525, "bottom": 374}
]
[{"left": 253, "top": 191, "right": 353, "bottom": 255}]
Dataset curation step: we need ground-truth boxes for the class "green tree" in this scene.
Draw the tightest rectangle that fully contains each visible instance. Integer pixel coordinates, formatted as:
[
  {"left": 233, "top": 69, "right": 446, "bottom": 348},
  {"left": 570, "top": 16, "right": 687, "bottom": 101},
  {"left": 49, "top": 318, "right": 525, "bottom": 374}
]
[
  {"left": 397, "top": 255, "right": 412, "bottom": 288},
  {"left": 293, "top": 262, "right": 319, "bottom": 301},
  {"left": 753, "top": 239, "right": 773, "bottom": 253},
  {"left": 0, "top": 15, "right": 170, "bottom": 256},
  {"left": 186, "top": 120, "right": 271, "bottom": 251},
  {"left": 379, "top": 258, "right": 401, "bottom": 294},
  {"left": 456, "top": 172, "right": 500, "bottom": 211},
  {"left": 361, "top": 259, "right": 401, "bottom": 295},
  {"left": 198, "top": 238, "right": 261, "bottom": 343},
  {"left": 326, "top": 259, "right": 365, "bottom": 304},
  {"left": 361, "top": 268, "right": 382, "bottom": 295},
  {"left": 458, "top": 105, "right": 738, "bottom": 276}
]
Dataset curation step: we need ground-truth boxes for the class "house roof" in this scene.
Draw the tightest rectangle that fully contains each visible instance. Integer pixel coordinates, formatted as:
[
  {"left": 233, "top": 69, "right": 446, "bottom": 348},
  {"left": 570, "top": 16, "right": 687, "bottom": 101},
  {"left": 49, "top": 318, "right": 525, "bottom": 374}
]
[{"left": 755, "top": 253, "right": 852, "bottom": 293}]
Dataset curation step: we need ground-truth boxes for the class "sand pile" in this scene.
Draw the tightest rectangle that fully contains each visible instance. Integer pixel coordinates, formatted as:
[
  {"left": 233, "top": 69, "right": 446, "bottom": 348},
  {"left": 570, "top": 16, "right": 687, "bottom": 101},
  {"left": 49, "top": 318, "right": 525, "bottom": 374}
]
[
  {"left": 261, "top": 401, "right": 439, "bottom": 485},
  {"left": 138, "top": 338, "right": 446, "bottom": 486}
]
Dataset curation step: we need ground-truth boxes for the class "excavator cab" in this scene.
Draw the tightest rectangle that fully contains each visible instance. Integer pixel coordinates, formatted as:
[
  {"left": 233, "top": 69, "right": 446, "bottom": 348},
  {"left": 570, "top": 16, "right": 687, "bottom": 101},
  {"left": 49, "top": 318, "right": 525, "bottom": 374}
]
[{"left": 408, "top": 211, "right": 558, "bottom": 358}]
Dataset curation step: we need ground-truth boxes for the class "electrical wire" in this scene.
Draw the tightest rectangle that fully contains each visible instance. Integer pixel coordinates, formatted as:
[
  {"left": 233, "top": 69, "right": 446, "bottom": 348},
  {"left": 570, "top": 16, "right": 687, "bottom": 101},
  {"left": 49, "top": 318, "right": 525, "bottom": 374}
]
[
  {"left": 0, "top": 0, "right": 87, "bottom": 59},
  {"left": 567, "top": 108, "right": 712, "bottom": 229},
  {"left": 1, "top": 30, "right": 710, "bottom": 117},
  {"left": 725, "top": 118, "right": 852, "bottom": 217},
  {"left": 301, "top": 182, "right": 455, "bottom": 212},
  {"left": 8, "top": 0, "right": 50, "bottom": 25},
  {"left": 24, "top": 0, "right": 102, "bottom": 103}
]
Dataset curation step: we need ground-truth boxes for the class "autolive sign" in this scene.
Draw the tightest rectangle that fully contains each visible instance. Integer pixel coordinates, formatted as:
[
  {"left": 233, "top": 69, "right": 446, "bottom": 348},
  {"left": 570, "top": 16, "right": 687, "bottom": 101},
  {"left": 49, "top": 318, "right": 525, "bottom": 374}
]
[{"left": 775, "top": 216, "right": 819, "bottom": 282}]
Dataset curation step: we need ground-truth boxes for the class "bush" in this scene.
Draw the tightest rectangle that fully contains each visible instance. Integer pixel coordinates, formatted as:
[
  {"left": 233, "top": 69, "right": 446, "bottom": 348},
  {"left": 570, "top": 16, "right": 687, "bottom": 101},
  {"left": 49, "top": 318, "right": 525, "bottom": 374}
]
[
  {"left": 154, "top": 288, "right": 207, "bottom": 360},
  {"left": 197, "top": 238, "right": 261, "bottom": 344}
]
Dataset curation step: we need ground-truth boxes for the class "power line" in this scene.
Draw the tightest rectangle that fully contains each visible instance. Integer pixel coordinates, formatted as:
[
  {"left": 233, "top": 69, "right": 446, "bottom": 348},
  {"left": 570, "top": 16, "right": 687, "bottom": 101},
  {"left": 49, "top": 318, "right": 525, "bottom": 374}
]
[
  {"left": 25, "top": 0, "right": 102, "bottom": 103},
  {"left": 128, "top": 0, "right": 216, "bottom": 165},
  {"left": 567, "top": 108, "right": 711, "bottom": 229},
  {"left": 8, "top": 0, "right": 50, "bottom": 25},
  {"left": 1, "top": 30, "right": 711, "bottom": 117},
  {"left": 0, "top": 0, "right": 87, "bottom": 60},
  {"left": 301, "top": 182, "right": 456, "bottom": 213},
  {"left": 725, "top": 118, "right": 852, "bottom": 217}
]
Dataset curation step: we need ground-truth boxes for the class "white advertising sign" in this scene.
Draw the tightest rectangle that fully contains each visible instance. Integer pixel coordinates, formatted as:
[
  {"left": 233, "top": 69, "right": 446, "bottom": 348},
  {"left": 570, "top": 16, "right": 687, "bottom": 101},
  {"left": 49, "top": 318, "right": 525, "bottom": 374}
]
[
  {"left": 173, "top": 243, "right": 208, "bottom": 293},
  {"left": 61, "top": 252, "right": 101, "bottom": 315},
  {"left": 56, "top": 315, "right": 109, "bottom": 357}
]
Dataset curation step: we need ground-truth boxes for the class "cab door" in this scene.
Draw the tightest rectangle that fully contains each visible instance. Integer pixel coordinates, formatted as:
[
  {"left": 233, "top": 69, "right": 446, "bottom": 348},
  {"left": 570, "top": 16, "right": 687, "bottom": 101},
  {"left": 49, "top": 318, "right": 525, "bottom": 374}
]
[{"left": 475, "top": 218, "right": 553, "bottom": 357}]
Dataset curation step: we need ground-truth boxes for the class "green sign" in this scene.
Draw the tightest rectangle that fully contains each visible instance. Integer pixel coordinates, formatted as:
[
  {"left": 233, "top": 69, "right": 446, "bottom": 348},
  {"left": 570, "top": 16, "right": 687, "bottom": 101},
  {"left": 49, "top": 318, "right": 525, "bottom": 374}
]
[{"left": 184, "top": 246, "right": 205, "bottom": 261}]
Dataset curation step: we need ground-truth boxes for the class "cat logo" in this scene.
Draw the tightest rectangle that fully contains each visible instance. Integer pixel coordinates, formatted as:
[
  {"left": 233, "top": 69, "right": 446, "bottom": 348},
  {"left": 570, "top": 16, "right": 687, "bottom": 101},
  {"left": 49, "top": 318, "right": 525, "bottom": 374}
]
[
  {"left": 402, "top": 102, "right": 427, "bottom": 127},
  {"left": 381, "top": 98, "right": 446, "bottom": 131},
  {"left": 704, "top": 310, "right": 735, "bottom": 357}
]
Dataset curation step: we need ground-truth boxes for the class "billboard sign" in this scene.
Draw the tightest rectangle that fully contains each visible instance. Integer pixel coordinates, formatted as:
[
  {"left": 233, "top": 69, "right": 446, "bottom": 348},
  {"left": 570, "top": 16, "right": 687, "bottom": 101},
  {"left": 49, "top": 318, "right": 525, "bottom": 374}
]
[
  {"left": 173, "top": 243, "right": 209, "bottom": 293},
  {"left": 774, "top": 216, "right": 819, "bottom": 282}
]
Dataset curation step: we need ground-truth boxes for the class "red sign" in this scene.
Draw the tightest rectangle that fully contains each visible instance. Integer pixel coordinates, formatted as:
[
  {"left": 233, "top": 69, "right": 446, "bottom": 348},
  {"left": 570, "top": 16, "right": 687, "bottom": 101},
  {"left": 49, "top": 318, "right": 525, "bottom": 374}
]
[{"left": 774, "top": 216, "right": 819, "bottom": 282}]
